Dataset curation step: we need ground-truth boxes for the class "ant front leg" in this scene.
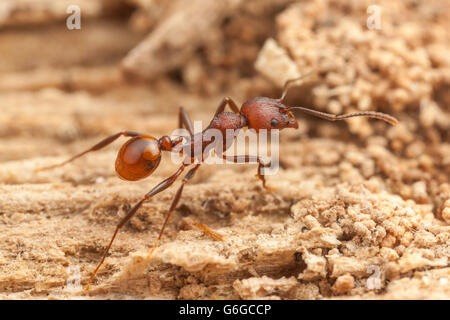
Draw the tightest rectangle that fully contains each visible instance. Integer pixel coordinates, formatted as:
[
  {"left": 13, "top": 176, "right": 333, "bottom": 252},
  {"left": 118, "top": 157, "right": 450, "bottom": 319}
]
[
  {"left": 86, "top": 163, "right": 188, "bottom": 290},
  {"left": 219, "top": 154, "right": 275, "bottom": 191},
  {"left": 35, "top": 131, "right": 143, "bottom": 172}
]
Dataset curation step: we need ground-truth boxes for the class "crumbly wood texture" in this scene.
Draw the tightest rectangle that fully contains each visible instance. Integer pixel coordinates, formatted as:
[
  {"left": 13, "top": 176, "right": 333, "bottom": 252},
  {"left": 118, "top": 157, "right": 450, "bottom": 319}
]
[{"left": 0, "top": 0, "right": 448, "bottom": 299}]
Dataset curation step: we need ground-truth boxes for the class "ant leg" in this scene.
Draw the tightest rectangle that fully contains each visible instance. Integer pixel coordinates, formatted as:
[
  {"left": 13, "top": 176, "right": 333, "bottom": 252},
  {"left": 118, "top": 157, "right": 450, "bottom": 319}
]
[
  {"left": 34, "top": 131, "right": 143, "bottom": 172},
  {"left": 145, "top": 164, "right": 202, "bottom": 261},
  {"left": 86, "top": 163, "right": 188, "bottom": 290},
  {"left": 213, "top": 97, "right": 240, "bottom": 117},
  {"left": 220, "top": 154, "right": 274, "bottom": 190},
  {"left": 178, "top": 106, "right": 194, "bottom": 135},
  {"left": 206, "top": 97, "right": 241, "bottom": 130}
]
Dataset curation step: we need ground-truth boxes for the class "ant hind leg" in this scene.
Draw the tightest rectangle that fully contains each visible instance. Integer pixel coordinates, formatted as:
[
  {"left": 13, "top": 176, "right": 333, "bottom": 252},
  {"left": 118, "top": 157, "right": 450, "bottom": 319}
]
[
  {"left": 145, "top": 164, "right": 202, "bottom": 261},
  {"left": 178, "top": 106, "right": 194, "bottom": 135},
  {"left": 35, "top": 131, "right": 143, "bottom": 172},
  {"left": 86, "top": 163, "right": 188, "bottom": 290}
]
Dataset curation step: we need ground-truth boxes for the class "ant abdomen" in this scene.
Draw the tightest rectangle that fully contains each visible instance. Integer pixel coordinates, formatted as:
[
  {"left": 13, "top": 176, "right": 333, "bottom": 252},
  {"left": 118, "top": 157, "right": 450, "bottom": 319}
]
[{"left": 115, "top": 136, "right": 162, "bottom": 181}]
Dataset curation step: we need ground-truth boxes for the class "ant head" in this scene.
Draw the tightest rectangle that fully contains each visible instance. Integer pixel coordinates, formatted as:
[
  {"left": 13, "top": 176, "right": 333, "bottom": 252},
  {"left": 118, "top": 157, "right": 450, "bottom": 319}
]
[
  {"left": 115, "top": 136, "right": 162, "bottom": 181},
  {"left": 241, "top": 97, "right": 298, "bottom": 132}
]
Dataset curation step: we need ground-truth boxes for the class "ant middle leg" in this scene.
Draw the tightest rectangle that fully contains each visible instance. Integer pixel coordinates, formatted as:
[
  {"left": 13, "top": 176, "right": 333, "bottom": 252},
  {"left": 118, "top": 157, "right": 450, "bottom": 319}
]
[
  {"left": 35, "top": 131, "right": 143, "bottom": 172},
  {"left": 219, "top": 154, "right": 274, "bottom": 190}
]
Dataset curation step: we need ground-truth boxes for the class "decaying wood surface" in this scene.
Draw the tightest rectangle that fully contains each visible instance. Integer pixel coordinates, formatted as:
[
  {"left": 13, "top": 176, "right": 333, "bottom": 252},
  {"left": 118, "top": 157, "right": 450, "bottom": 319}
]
[{"left": 0, "top": 0, "right": 448, "bottom": 300}]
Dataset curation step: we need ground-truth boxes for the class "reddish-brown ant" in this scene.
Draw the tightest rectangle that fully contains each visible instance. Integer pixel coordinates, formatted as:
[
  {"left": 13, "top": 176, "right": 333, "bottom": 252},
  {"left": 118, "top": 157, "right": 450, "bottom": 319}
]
[{"left": 35, "top": 73, "right": 398, "bottom": 289}]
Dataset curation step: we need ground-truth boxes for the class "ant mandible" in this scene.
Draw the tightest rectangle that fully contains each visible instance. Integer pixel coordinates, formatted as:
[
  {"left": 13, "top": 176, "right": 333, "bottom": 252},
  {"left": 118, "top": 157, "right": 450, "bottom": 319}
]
[{"left": 35, "top": 72, "right": 398, "bottom": 289}]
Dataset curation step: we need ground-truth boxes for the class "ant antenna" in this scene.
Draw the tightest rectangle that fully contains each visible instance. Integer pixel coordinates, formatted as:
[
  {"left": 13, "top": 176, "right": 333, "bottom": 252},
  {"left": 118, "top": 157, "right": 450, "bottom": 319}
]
[
  {"left": 279, "top": 70, "right": 316, "bottom": 102},
  {"left": 278, "top": 71, "right": 398, "bottom": 126},
  {"left": 288, "top": 106, "right": 399, "bottom": 126}
]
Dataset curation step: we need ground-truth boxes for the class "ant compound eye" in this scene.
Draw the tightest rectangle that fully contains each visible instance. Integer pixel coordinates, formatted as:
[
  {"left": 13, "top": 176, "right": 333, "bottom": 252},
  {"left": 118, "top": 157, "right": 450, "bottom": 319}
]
[
  {"left": 115, "top": 136, "right": 161, "bottom": 181},
  {"left": 271, "top": 119, "right": 278, "bottom": 127}
]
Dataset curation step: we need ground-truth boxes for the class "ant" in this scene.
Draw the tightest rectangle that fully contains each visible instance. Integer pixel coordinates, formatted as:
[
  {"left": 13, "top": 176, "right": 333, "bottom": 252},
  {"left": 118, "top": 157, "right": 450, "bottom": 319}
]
[{"left": 35, "top": 72, "right": 398, "bottom": 290}]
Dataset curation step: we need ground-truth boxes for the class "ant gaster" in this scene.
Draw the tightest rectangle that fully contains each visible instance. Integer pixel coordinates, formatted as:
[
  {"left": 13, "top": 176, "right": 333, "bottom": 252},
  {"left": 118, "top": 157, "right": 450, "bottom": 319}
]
[{"left": 35, "top": 73, "right": 398, "bottom": 289}]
